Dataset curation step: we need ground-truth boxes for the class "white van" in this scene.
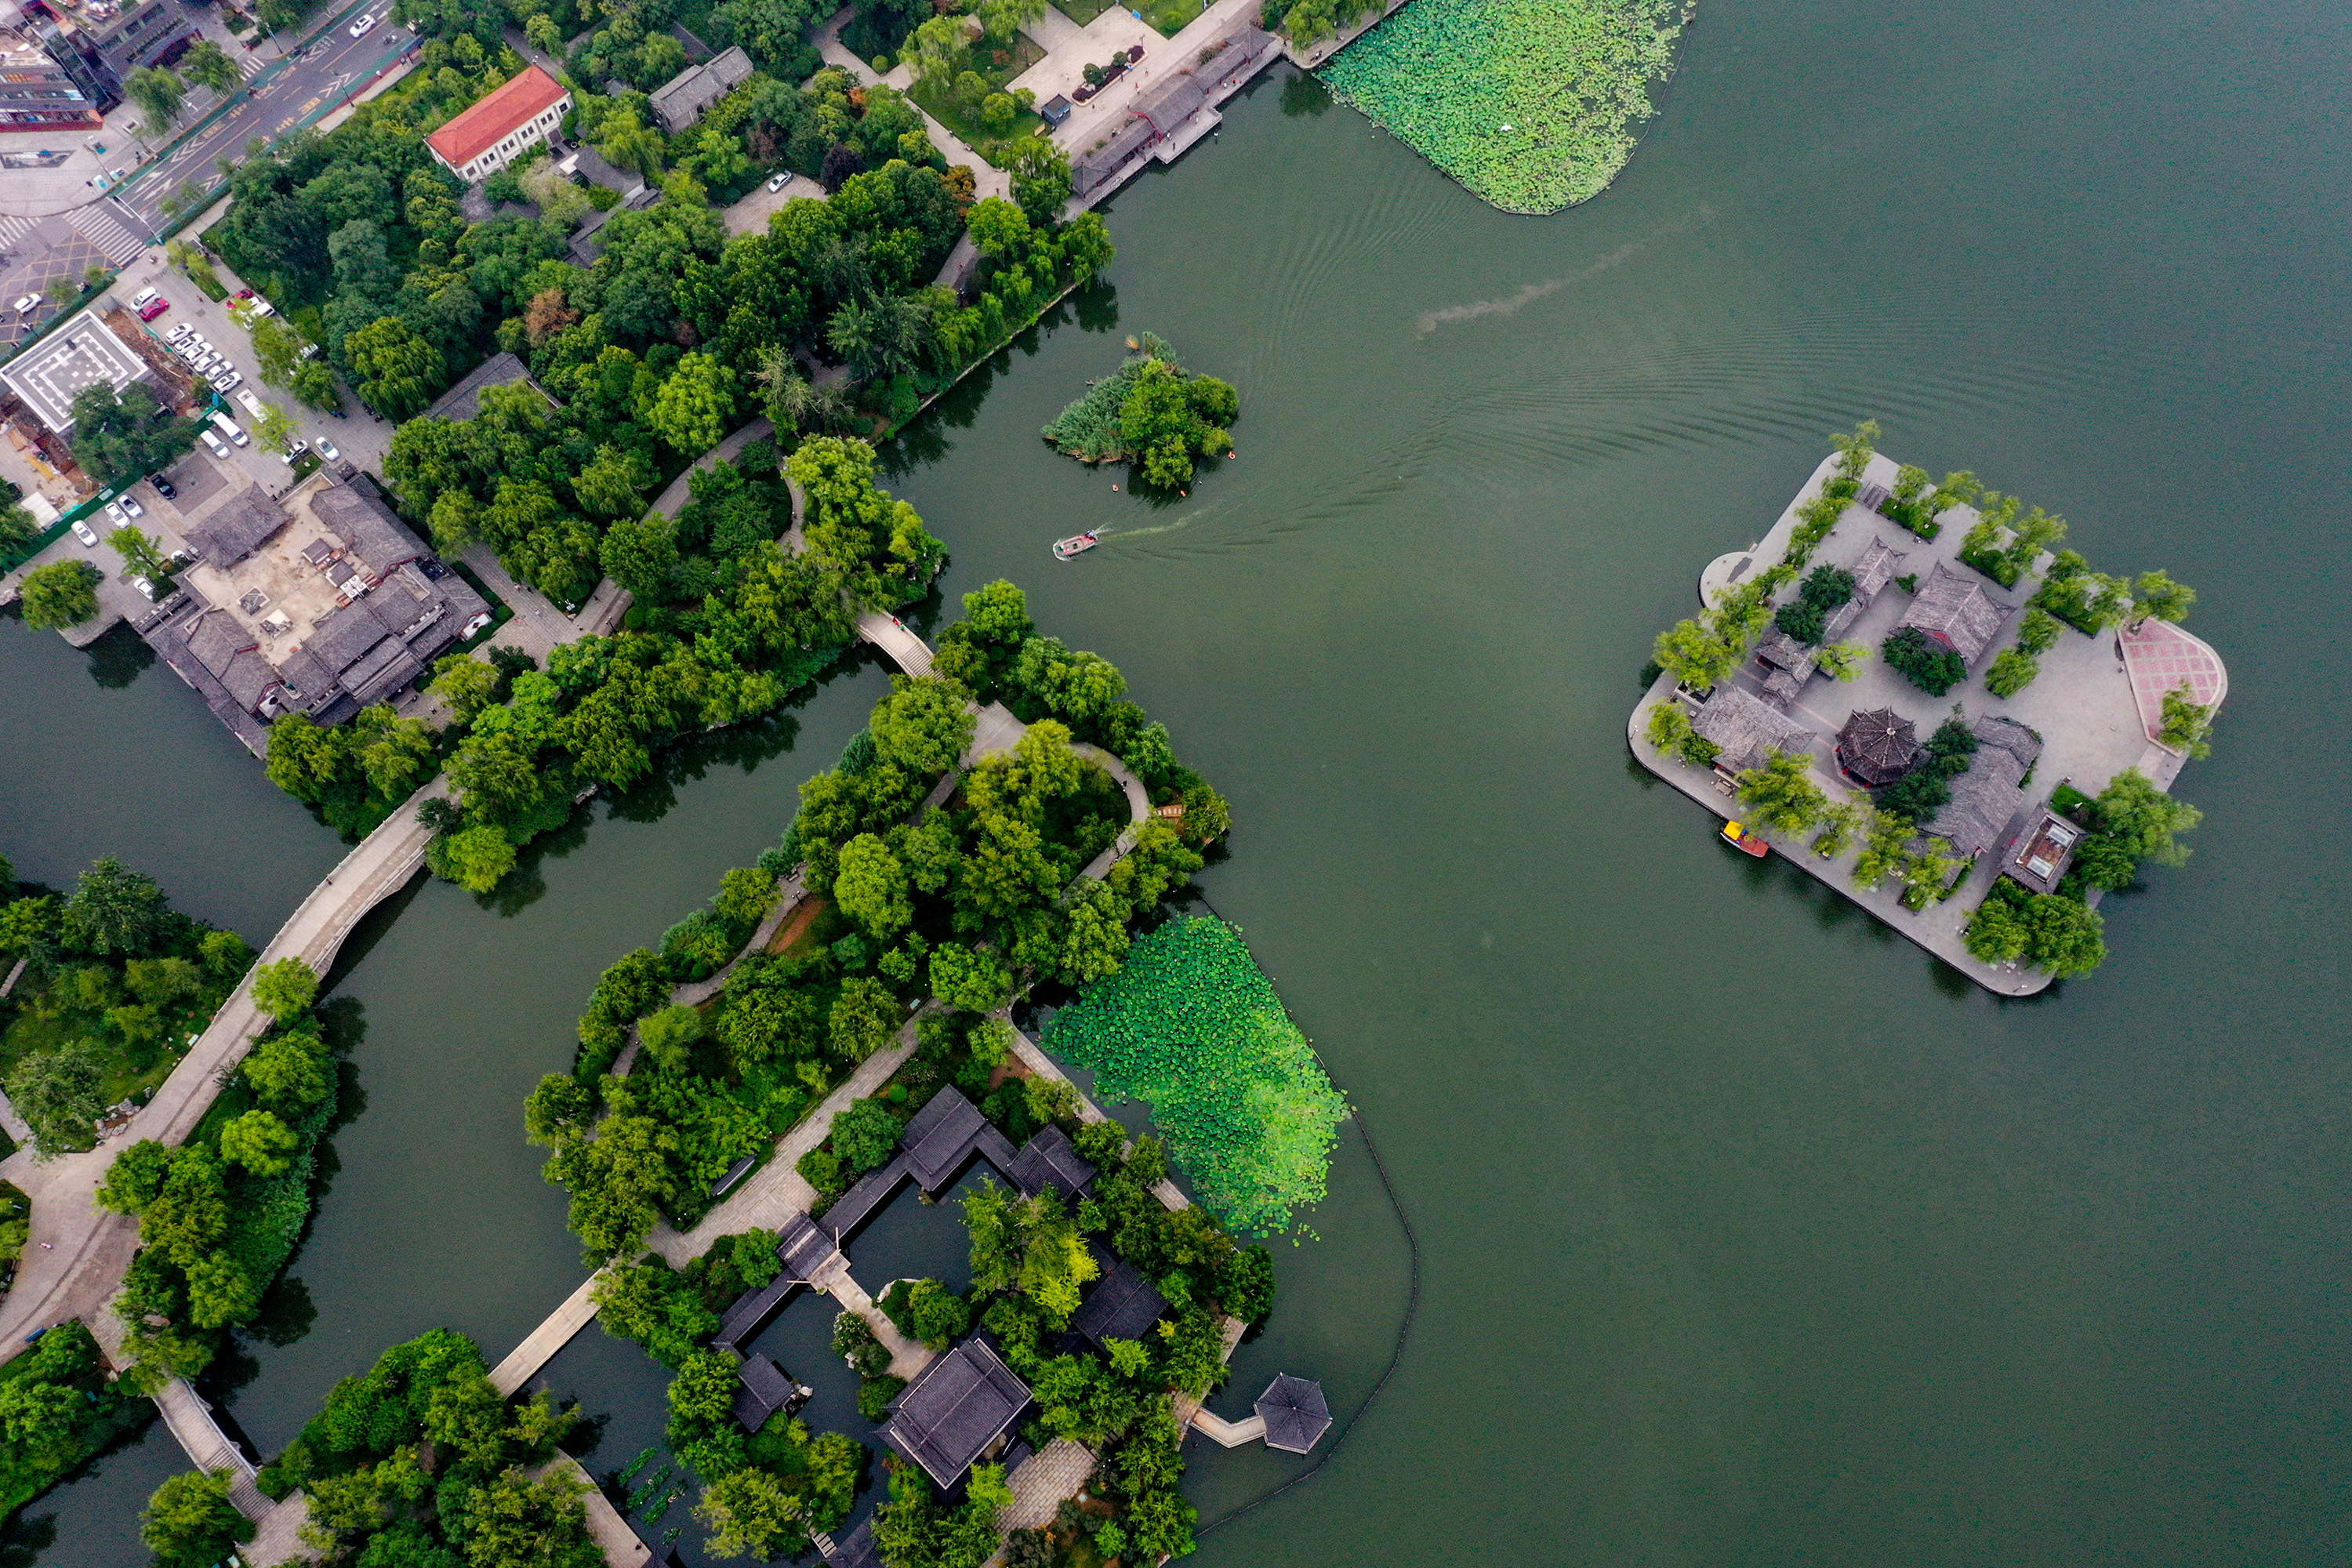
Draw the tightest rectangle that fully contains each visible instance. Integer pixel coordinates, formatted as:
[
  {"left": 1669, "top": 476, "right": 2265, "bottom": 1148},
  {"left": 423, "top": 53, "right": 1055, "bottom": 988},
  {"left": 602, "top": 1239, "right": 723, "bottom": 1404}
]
[
  {"left": 237, "top": 389, "right": 265, "bottom": 417},
  {"left": 211, "top": 411, "right": 249, "bottom": 447},
  {"left": 200, "top": 428, "right": 230, "bottom": 459}
]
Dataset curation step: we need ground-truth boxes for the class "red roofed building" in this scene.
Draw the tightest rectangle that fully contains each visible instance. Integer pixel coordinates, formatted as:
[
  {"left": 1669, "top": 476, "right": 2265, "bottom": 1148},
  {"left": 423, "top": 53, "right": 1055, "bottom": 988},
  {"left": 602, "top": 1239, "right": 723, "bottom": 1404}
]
[{"left": 424, "top": 65, "right": 574, "bottom": 184}]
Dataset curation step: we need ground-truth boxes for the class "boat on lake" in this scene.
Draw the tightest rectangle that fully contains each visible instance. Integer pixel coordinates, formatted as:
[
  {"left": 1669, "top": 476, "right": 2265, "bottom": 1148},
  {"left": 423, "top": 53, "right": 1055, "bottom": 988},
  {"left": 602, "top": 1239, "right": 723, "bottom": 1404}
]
[
  {"left": 1054, "top": 530, "right": 1099, "bottom": 560},
  {"left": 1720, "top": 820, "right": 1770, "bottom": 857}
]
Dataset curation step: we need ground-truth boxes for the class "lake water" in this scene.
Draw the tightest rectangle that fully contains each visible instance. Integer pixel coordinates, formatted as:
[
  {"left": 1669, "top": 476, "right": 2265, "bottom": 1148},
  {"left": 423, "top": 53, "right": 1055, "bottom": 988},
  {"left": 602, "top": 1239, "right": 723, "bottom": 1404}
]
[{"left": 9, "top": 0, "right": 2351, "bottom": 1559}]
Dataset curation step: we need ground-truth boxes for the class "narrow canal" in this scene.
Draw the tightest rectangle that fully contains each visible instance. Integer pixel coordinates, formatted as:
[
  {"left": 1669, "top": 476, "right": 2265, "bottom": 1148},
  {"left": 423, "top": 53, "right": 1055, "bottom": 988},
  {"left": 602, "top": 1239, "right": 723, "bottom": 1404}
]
[{"left": 9, "top": 0, "right": 2352, "bottom": 1559}]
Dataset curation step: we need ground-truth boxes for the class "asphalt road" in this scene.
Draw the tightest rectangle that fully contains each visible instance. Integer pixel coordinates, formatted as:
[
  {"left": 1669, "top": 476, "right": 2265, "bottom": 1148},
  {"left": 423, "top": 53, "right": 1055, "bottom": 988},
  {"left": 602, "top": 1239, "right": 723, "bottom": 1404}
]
[{"left": 116, "top": 0, "right": 417, "bottom": 227}]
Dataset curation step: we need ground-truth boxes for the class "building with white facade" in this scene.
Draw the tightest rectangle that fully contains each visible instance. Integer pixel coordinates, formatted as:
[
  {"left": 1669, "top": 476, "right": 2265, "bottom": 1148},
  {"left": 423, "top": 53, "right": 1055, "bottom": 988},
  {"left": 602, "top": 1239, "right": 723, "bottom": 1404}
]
[{"left": 423, "top": 65, "right": 572, "bottom": 183}]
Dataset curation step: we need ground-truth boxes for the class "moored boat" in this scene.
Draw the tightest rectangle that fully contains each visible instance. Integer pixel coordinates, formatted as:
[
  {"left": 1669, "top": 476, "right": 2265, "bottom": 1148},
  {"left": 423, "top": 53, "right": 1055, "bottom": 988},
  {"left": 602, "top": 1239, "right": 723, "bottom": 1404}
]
[{"left": 1721, "top": 820, "right": 1770, "bottom": 857}]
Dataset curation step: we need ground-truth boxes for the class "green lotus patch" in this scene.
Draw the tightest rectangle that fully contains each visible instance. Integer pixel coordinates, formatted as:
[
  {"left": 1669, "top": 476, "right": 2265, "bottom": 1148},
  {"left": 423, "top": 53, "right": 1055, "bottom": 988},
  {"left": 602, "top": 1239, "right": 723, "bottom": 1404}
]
[{"left": 1319, "top": 0, "right": 1685, "bottom": 215}]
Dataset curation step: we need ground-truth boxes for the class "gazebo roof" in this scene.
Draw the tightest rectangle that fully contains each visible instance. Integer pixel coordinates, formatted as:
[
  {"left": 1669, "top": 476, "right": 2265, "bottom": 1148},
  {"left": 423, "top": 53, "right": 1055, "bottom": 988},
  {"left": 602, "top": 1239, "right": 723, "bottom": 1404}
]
[
  {"left": 1837, "top": 708, "right": 1921, "bottom": 785},
  {"left": 1253, "top": 1374, "right": 1331, "bottom": 1454}
]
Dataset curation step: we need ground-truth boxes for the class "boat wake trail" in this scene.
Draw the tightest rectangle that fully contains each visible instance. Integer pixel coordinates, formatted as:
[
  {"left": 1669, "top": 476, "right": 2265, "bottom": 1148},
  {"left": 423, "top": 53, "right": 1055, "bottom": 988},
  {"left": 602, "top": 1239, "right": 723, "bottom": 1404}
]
[{"left": 1414, "top": 206, "right": 1715, "bottom": 337}]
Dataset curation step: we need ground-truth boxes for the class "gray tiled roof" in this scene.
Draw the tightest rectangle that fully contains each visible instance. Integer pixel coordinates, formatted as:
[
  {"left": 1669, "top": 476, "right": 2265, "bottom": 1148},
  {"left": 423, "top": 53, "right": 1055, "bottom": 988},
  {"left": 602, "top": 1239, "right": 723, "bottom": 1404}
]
[
  {"left": 1008, "top": 1125, "right": 1096, "bottom": 1202},
  {"left": 1926, "top": 725, "right": 2034, "bottom": 858},
  {"left": 1753, "top": 626, "right": 1818, "bottom": 679},
  {"left": 1069, "top": 1260, "right": 1167, "bottom": 1351},
  {"left": 1899, "top": 561, "right": 2008, "bottom": 663},
  {"left": 649, "top": 45, "right": 752, "bottom": 132},
  {"left": 1254, "top": 1373, "right": 1331, "bottom": 1454},
  {"left": 1690, "top": 684, "right": 1817, "bottom": 773},
  {"left": 304, "top": 596, "right": 394, "bottom": 678},
  {"left": 732, "top": 1352, "right": 797, "bottom": 1433},
  {"left": 186, "top": 489, "right": 289, "bottom": 568},
  {"left": 421, "top": 351, "right": 554, "bottom": 424},
  {"left": 885, "top": 1338, "right": 1031, "bottom": 1487},
  {"left": 901, "top": 1087, "right": 988, "bottom": 1192}
]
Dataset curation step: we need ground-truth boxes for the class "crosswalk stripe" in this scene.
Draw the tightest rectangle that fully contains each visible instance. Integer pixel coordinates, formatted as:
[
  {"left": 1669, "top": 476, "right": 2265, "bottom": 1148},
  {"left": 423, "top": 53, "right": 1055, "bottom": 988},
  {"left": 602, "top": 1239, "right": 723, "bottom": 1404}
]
[
  {"left": 69, "top": 205, "right": 145, "bottom": 265},
  {"left": 0, "top": 213, "right": 38, "bottom": 249}
]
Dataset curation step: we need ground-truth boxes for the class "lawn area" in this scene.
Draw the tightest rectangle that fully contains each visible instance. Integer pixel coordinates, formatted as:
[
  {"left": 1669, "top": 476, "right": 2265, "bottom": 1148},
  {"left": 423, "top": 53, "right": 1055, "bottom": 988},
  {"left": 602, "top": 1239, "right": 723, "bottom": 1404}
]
[
  {"left": 907, "top": 82, "right": 1049, "bottom": 168},
  {"left": 1141, "top": 0, "right": 1206, "bottom": 35}
]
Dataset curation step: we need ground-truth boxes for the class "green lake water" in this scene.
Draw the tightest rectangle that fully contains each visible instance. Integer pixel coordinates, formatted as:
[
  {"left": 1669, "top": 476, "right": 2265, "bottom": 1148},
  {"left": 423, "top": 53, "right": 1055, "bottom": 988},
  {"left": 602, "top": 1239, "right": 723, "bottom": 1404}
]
[{"left": 8, "top": 0, "right": 2351, "bottom": 1558}]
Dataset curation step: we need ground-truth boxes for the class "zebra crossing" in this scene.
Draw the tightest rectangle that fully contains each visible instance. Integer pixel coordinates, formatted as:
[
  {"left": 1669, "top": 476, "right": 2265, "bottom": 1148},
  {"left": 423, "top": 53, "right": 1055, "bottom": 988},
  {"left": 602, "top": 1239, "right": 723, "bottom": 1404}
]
[
  {"left": 69, "top": 203, "right": 147, "bottom": 265},
  {"left": 0, "top": 212, "right": 38, "bottom": 251}
]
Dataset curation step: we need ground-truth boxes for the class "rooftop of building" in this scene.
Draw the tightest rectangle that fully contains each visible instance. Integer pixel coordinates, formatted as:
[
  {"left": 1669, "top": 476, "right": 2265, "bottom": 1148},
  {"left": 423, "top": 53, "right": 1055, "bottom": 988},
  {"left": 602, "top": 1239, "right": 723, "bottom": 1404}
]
[{"left": 425, "top": 65, "right": 569, "bottom": 170}]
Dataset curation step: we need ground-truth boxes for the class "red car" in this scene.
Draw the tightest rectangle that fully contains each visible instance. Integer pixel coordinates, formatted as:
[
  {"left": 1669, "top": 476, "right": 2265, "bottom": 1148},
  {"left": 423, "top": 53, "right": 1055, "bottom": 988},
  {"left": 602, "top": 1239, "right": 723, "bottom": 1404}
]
[{"left": 137, "top": 296, "right": 169, "bottom": 321}]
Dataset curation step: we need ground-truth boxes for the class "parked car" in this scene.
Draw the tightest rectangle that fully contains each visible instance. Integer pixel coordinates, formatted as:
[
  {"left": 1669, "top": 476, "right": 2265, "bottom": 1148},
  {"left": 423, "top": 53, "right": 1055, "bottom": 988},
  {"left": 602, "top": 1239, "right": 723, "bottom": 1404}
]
[
  {"left": 129, "top": 286, "right": 157, "bottom": 309},
  {"left": 166, "top": 323, "right": 192, "bottom": 343},
  {"left": 71, "top": 519, "right": 99, "bottom": 546},
  {"left": 200, "top": 429, "right": 230, "bottom": 458},
  {"left": 151, "top": 476, "right": 177, "bottom": 499},
  {"left": 138, "top": 296, "right": 170, "bottom": 321},
  {"left": 118, "top": 492, "right": 143, "bottom": 519},
  {"left": 349, "top": 12, "right": 376, "bottom": 35},
  {"left": 280, "top": 440, "right": 310, "bottom": 465},
  {"left": 103, "top": 499, "right": 127, "bottom": 528},
  {"left": 316, "top": 438, "right": 341, "bottom": 461},
  {"left": 134, "top": 576, "right": 158, "bottom": 601},
  {"left": 766, "top": 170, "right": 793, "bottom": 193},
  {"left": 214, "top": 372, "right": 241, "bottom": 393},
  {"left": 9, "top": 295, "right": 36, "bottom": 314}
]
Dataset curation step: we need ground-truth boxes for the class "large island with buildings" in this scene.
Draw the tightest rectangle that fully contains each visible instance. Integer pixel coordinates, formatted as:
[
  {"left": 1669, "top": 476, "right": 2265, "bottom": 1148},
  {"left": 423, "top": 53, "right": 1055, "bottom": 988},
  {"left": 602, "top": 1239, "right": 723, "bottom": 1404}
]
[{"left": 1630, "top": 432, "right": 2224, "bottom": 995}]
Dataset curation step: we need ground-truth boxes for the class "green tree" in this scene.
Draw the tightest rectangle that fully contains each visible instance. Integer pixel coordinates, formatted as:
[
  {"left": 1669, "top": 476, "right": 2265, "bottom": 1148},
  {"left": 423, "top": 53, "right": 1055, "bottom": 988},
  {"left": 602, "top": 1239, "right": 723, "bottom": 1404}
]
[
  {"left": 651, "top": 352, "right": 735, "bottom": 455},
  {"left": 180, "top": 40, "right": 240, "bottom": 95},
  {"left": 1813, "top": 641, "right": 1868, "bottom": 681},
  {"left": 2016, "top": 606, "right": 2063, "bottom": 655},
  {"left": 19, "top": 559, "right": 101, "bottom": 630},
  {"left": 872, "top": 674, "right": 976, "bottom": 774},
  {"left": 185, "top": 1250, "right": 260, "bottom": 1327},
  {"left": 1962, "top": 896, "right": 2031, "bottom": 964},
  {"left": 597, "top": 512, "right": 680, "bottom": 597},
  {"left": 2024, "top": 893, "right": 2106, "bottom": 978},
  {"left": 125, "top": 67, "right": 186, "bottom": 132},
  {"left": 829, "top": 1097, "right": 901, "bottom": 1175},
  {"left": 2129, "top": 569, "right": 2195, "bottom": 626},
  {"left": 108, "top": 524, "right": 174, "bottom": 583},
  {"left": 834, "top": 834, "right": 914, "bottom": 940},
  {"left": 1984, "top": 648, "right": 2038, "bottom": 698},
  {"left": 253, "top": 403, "right": 299, "bottom": 456},
  {"left": 0, "top": 1379, "right": 82, "bottom": 1462},
  {"left": 141, "top": 1469, "right": 254, "bottom": 1568},
  {"left": 637, "top": 1004, "right": 706, "bottom": 1073},
  {"left": 1651, "top": 618, "right": 1736, "bottom": 691},
  {"left": 2096, "top": 769, "right": 2201, "bottom": 868},
  {"left": 906, "top": 1277, "right": 970, "bottom": 1348},
  {"left": 244, "top": 1029, "right": 331, "bottom": 1113},
  {"left": 429, "top": 655, "right": 502, "bottom": 721},
  {"left": 574, "top": 445, "right": 652, "bottom": 519},
  {"left": 1851, "top": 808, "right": 1912, "bottom": 889},
  {"left": 1055, "top": 881, "right": 1129, "bottom": 985},
  {"left": 928, "top": 942, "right": 1010, "bottom": 1012},
  {"left": 1004, "top": 136, "right": 1072, "bottom": 227},
  {"left": 428, "top": 822, "right": 517, "bottom": 893},
  {"left": 698, "top": 1465, "right": 811, "bottom": 1559},
  {"left": 6, "top": 1039, "right": 107, "bottom": 1152},
  {"left": 291, "top": 360, "right": 343, "bottom": 412},
  {"left": 70, "top": 382, "right": 200, "bottom": 488},
  {"left": 1736, "top": 749, "right": 1830, "bottom": 833},
  {"left": 97, "top": 1138, "right": 176, "bottom": 1214},
  {"left": 251, "top": 956, "right": 318, "bottom": 1020},
  {"left": 829, "top": 976, "right": 902, "bottom": 1061},
  {"left": 717, "top": 866, "right": 776, "bottom": 928},
  {"left": 466, "top": 1465, "right": 600, "bottom": 1568},
  {"left": 141, "top": 1146, "right": 228, "bottom": 1265},
  {"left": 344, "top": 318, "right": 447, "bottom": 421},
  {"left": 220, "top": 1108, "right": 299, "bottom": 1174},
  {"left": 2159, "top": 686, "right": 2215, "bottom": 758}
]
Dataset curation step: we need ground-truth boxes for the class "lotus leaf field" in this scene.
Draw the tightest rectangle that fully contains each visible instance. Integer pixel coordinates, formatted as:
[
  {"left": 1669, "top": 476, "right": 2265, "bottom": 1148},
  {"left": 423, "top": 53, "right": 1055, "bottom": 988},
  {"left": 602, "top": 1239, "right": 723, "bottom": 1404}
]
[
  {"left": 1318, "top": 0, "right": 1685, "bottom": 215},
  {"left": 1044, "top": 916, "right": 1347, "bottom": 1236}
]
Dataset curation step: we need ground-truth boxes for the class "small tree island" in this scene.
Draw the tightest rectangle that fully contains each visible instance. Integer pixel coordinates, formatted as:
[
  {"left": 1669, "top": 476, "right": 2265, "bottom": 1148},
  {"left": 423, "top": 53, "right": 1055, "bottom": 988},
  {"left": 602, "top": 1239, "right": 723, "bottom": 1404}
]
[{"left": 1041, "top": 333, "right": 1238, "bottom": 491}]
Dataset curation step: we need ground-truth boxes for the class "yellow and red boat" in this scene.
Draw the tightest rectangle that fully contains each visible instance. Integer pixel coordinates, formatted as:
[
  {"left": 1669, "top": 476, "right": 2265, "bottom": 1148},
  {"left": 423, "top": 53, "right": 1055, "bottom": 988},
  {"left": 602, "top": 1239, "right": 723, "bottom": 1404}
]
[{"left": 1720, "top": 820, "right": 1770, "bottom": 857}]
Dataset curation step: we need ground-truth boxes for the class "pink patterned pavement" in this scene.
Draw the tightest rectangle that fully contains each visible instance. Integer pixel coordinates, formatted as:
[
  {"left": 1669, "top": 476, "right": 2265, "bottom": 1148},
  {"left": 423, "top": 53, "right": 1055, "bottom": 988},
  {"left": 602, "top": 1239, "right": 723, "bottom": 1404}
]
[{"left": 2120, "top": 619, "right": 2228, "bottom": 750}]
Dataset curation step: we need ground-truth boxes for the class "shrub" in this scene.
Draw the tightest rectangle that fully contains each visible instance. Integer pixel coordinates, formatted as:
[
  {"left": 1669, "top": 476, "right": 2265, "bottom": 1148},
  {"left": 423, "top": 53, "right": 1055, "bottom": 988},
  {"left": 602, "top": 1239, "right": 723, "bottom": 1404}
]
[
  {"left": 858, "top": 1374, "right": 906, "bottom": 1419},
  {"left": 1772, "top": 600, "right": 1827, "bottom": 645},
  {"left": 2016, "top": 606, "right": 2062, "bottom": 655},
  {"left": 1882, "top": 626, "right": 1966, "bottom": 696},
  {"left": 1875, "top": 768, "right": 1949, "bottom": 823}
]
